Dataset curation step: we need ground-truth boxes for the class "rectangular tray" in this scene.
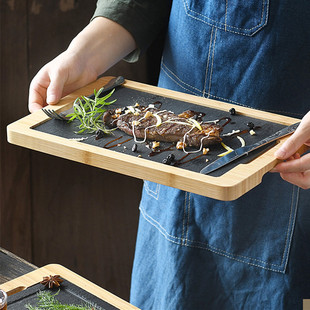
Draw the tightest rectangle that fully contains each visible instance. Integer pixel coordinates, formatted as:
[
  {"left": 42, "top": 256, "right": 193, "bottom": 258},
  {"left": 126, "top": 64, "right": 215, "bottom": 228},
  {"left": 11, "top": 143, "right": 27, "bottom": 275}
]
[
  {"left": 7, "top": 77, "right": 301, "bottom": 200},
  {"left": 0, "top": 264, "right": 139, "bottom": 310}
]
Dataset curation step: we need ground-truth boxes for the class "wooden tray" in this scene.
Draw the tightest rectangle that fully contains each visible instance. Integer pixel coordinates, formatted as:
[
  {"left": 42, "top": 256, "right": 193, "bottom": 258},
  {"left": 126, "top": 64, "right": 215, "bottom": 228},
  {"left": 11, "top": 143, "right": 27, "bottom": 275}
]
[
  {"left": 7, "top": 77, "right": 303, "bottom": 201},
  {"left": 0, "top": 264, "right": 139, "bottom": 309}
]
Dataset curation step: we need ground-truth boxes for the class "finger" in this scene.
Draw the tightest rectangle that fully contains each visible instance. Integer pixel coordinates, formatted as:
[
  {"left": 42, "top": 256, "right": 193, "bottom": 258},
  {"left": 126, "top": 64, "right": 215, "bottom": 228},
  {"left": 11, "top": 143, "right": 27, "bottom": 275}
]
[
  {"left": 279, "top": 170, "right": 310, "bottom": 189},
  {"left": 270, "top": 154, "right": 298, "bottom": 173},
  {"left": 272, "top": 152, "right": 310, "bottom": 173},
  {"left": 275, "top": 112, "right": 310, "bottom": 159},
  {"left": 46, "top": 70, "right": 68, "bottom": 105},
  {"left": 28, "top": 81, "right": 49, "bottom": 113}
]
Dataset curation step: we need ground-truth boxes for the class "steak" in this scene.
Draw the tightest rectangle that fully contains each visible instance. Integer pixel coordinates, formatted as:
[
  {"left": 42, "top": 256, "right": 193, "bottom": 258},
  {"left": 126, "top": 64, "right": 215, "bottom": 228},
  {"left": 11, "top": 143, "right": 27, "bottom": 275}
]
[{"left": 103, "top": 104, "right": 223, "bottom": 147}]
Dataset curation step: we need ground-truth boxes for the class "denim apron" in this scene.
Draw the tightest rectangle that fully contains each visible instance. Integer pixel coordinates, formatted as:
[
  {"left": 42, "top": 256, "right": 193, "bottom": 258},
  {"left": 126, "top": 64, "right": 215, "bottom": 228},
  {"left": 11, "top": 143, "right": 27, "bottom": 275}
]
[{"left": 130, "top": 1, "right": 310, "bottom": 309}]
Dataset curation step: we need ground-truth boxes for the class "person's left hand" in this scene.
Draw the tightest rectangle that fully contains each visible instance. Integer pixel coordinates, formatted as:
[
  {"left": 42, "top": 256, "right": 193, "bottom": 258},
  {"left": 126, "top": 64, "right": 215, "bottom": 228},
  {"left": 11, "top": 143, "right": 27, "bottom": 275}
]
[{"left": 271, "top": 111, "right": 310, "bottom": 189}]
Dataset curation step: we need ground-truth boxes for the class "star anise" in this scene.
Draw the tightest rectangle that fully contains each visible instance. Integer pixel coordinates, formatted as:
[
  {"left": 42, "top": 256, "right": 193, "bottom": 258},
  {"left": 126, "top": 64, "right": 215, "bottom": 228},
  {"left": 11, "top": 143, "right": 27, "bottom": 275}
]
[{"left": 40, "top": 275, "right": 63, "bottom": 288}]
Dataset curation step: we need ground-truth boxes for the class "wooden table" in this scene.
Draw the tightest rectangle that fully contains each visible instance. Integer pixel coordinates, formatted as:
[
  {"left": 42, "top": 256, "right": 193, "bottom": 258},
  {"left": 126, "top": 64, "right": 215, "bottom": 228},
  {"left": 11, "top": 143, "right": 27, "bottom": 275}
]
[{"left": 0, "top": 247, "right": 36, "bottom": 284}]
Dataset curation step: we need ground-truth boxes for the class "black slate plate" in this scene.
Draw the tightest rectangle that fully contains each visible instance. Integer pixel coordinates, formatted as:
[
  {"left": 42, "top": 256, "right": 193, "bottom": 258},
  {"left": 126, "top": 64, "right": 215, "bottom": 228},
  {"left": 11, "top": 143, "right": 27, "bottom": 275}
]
[
  {"left": 34, "top": 87, "right": 285, "bottom": 177},
  {"left": 7, "top": 280, "right": 119, "bottom": 310}
]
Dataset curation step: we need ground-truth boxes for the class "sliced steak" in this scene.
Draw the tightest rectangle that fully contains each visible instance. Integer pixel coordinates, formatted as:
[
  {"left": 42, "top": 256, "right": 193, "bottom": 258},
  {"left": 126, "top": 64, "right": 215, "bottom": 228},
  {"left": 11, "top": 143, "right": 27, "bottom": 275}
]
[{"left": 103, "top": 105, "right": 222, "bottom": 147}]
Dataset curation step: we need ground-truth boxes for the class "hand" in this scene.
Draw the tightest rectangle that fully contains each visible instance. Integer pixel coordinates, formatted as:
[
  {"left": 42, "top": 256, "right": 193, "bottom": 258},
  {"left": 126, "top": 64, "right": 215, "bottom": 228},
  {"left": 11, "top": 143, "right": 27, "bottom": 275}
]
[
  {"left": 28, "top": 17, "right": 136, "bottom": 113},
  {"left": 28, "top": 51, "right": 98, "bottom": 113},
  {"left": 271, "top": 111, "right": 310, "bottom": 189}
]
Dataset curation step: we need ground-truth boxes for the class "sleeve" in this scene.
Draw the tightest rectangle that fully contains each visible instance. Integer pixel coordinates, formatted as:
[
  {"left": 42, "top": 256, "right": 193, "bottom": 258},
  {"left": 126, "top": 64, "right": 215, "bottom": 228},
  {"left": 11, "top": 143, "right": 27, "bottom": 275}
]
[{"left": 91, "top": 0, "right": 172, "bottom": 62}]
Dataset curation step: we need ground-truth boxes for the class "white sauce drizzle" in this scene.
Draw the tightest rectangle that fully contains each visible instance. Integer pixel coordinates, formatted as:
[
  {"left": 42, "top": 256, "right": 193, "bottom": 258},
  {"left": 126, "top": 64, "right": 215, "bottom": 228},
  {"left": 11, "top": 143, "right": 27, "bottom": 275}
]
[
  {"left": 204, "top": 119, "right": 219, "bottom": 124},
  {"left": 125, "top": 105, "right": 217, "bottom": 154},
  {"left": 181, "top": 128, "right": 214, "bottom": 154},
  {"left": 222, "top": 129, "right": 240, "bottom": 137},
  {"left": 69, "top": 136, "right": 90, "bottom": 142}
]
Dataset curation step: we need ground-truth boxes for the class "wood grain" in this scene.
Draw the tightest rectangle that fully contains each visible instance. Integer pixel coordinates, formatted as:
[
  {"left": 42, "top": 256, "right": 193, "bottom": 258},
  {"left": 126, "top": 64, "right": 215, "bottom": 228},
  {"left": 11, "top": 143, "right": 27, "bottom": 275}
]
[
  {"left": 1, "top": 0, "right": 153, "bottom": 302},
  {"left": 0, "top": 248, "right": 36, "bottom": 285},
  {"left": 0, "top": 0, "right": 33, "bottom": 261},
  {"left": 26, "top": 2, "right": 145, "bottom": 299},
  {"left": 7, "top": 77, "right": 304, "bottom": 201}
]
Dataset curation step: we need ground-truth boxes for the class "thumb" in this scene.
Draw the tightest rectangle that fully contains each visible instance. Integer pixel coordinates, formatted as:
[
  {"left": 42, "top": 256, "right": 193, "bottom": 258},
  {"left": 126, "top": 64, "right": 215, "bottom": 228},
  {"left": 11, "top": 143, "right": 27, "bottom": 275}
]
[
  {"left": 275, "top": 117, "right": 310, "bottom": 159},
  {"left": 46, "top": 71, "right": 67, "bottom": 105}
]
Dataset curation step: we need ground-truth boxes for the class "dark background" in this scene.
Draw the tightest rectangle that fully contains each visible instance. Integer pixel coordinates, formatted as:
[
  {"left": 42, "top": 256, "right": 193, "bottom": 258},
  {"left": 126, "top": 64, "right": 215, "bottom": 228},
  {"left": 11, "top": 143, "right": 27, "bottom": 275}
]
[{"left": 0, "top": 0, "right": 164, "bottom": 301}]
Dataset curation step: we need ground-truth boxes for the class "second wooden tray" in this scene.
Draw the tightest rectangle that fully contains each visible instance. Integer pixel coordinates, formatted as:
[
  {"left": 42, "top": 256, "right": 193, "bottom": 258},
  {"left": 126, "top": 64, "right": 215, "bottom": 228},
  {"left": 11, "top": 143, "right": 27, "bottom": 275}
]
[{"left": 0, "top": 264, "right": 139, "bottom": 310}]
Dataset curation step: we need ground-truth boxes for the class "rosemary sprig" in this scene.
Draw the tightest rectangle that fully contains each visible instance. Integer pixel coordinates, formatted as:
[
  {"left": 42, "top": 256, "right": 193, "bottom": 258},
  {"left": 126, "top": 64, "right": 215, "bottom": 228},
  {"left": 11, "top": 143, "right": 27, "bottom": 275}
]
[
  {"left": 66, "top": 87, "right": 116, "bottom": 134},
  {"left": 25, "top": 290, "right": 101, "bottom": 310}
]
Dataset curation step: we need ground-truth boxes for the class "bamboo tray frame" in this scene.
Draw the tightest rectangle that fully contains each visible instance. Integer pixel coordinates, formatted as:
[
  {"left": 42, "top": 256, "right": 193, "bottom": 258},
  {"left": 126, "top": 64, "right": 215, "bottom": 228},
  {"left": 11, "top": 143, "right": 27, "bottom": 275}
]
[{"left": 7, "top": 77, "right": 302, "bottom": 201}]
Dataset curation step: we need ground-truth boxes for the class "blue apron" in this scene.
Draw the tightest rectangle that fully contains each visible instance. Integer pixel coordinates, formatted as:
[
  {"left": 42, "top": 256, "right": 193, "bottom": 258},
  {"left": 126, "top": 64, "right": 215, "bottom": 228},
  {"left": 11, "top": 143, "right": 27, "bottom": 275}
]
[{"left": 130, "top": 1, "right": 310, "bottom": 309}]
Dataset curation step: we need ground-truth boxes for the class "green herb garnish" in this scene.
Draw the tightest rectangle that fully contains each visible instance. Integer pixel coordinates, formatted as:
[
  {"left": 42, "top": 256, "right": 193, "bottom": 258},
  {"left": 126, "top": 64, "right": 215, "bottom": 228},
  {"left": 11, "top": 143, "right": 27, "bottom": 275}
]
[
  {"left": 25, "top": 290, "right": 101, "bottom": 310},
  {"left": 67, "top": 87, "right": 116, "bottom": 134}
]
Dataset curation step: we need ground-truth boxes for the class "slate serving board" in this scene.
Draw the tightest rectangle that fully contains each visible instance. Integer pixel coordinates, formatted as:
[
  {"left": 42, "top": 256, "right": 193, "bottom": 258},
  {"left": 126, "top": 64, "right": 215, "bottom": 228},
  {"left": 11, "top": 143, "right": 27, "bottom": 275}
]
[
  {"left": 33, "top": 87, "right": 283, "bottom": 177},
  {"left": 7, "top": 77, "right": 302, "bottom": 200}
]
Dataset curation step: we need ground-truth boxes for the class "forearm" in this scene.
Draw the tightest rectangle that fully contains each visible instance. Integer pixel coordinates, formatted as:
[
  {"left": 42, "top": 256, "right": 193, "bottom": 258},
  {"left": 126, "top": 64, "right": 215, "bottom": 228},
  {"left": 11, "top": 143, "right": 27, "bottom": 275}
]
[{"left": 67, "top": 16, "right": 137, "bottom": 77}]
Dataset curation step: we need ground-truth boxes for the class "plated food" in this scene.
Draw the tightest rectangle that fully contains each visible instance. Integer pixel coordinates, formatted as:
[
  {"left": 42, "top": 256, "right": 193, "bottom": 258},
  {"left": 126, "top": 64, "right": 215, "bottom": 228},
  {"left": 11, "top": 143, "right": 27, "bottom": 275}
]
[
  {"left": 103, "top": 102, "right": 226, "bottom": 148},
  {"left": 8, "top": 77, "right": 296, "bottom": 199},
  {"left": 65, "top": 87, "right": 264, "bottom": 168}
]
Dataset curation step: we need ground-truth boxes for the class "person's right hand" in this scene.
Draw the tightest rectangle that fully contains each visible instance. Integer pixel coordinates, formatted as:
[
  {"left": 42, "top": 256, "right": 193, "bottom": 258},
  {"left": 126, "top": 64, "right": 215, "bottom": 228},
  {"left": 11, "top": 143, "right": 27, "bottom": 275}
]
[
  {"left": 271, "top": 111, "right": 310, "bottom": 189},
  {"left": 28, "top": 17, "right": 136, "bottom": 113}
]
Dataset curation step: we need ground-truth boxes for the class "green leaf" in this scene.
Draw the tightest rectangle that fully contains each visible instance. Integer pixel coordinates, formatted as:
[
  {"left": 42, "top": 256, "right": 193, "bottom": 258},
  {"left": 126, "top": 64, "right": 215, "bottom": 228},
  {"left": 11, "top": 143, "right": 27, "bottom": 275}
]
[
  {"left": 66, "top": 87, "right": 116, "bottom": 135},
  {"left": 25, "top": 290, "right": 101, "bottom": 309}
]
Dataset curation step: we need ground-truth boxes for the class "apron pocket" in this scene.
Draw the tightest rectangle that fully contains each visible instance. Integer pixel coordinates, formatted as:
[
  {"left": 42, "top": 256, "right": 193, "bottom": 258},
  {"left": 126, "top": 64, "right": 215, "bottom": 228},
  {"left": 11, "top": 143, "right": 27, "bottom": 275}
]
[
  {"left": 183, "top": 0, "right": 269, "bottom": 36},
  {"left": 141, "top": 174, "right": 299, "bottom": 273}
]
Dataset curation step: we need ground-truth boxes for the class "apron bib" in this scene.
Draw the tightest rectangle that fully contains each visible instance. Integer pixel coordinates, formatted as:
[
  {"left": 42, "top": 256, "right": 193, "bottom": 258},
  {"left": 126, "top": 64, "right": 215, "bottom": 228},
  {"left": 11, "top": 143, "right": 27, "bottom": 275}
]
[{"left": 131, "top": 1, "right": 310, "bottom": 309}]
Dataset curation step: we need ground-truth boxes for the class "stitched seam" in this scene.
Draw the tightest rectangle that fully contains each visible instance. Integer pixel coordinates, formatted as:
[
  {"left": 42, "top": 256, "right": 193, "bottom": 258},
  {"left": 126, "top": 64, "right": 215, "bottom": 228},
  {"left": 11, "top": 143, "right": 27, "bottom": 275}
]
[
  {"left": 144, "top": 181, "right": 160, "bottom": 200},
  {"left": 207, "top": 93, "right": 305, "bottom": 117},
  {"left": 207, "top": 28, "right": 217, "bottom": 97},
  {"left": 224, "top": 0, "right": 228, "bottom": 32},
  {"left": 184, "top": 192, "right": 191, "bottom": 245},
  {"left": 140, "top": 206, "right": 285, "bottom": 273},
  {"left": 160, "top": 65, "right": 304, "bottom": 117},
  {"left": 141, "top": 184, "right": 298, "bottom": 268},
  {"left": 141, "top": 202, "right": 282, "bottom": 267},
  {"left": 283, "top": 186, "right": 300, "bottom": 270},
  {"left": 185, "top": 185, "right": 298, "bottom": 268},
  {"left": 182, "top": 0, "right": 268, "bottom": 34},
  {"left": 183, "top": 0, "right": 265, "bottom": 31},
  {"left": 181, "top": 191, "right": 188, "bottom": 245},
  {"left": 278, "top": 185, "right": 296, "bottom": 266},
  {"left": 161, "top": 60, "right": 201, "bottom": 93},
  {"left": 202, "top": 26, "right": 214, "bottom": 96},
  {"left": 140, "top": 205, "right": 183, "bottom": 242}
]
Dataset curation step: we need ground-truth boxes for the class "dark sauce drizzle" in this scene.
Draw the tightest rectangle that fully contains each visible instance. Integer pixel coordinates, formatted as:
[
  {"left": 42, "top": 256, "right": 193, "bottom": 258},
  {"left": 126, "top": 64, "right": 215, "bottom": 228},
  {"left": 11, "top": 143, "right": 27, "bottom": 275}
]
[
  {"left": 101, "top": 102, "right": 262, "bottom": 168},
  {"left": 152, "top": 101, "right": 163, "bottom": 109},
  {"left": 103, "top": 136, "right": 123, "bottom": 148},
  {"left": 109, "top": 138, "right": 133, "bottom": 148},
  {"left": 148, "top": 143, "right": 175, "bottom": 157},
  {"left": 218, "top": 117, "right": 231, "bottom": 128},
  {"left": 173, "top": 153, "right": 206, "bottom": 167},
  {"left": 103, "top": 136, "right": 133, "bottom": 149}
]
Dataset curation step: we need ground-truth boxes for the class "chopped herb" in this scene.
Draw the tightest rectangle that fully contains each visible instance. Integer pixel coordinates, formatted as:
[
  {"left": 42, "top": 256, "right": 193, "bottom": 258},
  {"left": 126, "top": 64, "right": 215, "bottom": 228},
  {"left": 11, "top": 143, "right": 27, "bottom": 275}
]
[
  {"left": 66, "top": 87, "right": 116, "bottom": 135},
  {"left": 95, "top": 129, "right": 105, "bottom": 140},
  {"left": 25, "top": 290, "right": 101, "bottom": 310}
]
